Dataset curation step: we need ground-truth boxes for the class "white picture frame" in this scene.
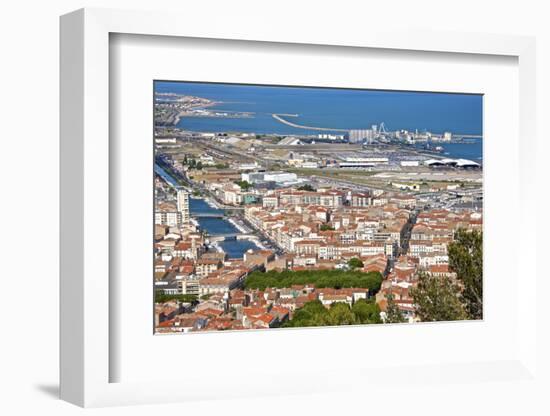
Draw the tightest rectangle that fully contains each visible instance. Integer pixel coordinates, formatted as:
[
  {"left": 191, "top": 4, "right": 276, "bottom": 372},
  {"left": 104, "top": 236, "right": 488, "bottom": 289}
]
[{"left": 60, "top": 7, "right": 539, "bottom": 408}]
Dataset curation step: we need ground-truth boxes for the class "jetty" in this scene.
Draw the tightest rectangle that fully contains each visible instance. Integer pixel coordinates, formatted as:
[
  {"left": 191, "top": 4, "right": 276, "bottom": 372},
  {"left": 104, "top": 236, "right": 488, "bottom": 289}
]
[{"left": 272, "top": 114, "right": 348, "bottom": 132}]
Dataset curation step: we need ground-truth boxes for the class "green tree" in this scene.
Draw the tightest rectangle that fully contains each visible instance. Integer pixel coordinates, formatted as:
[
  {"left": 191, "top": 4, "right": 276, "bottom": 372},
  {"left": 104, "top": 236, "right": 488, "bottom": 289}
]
[
  {"left": 326, "top": 303, "right": 356, "bottom": 325},
  {"left": 155, "top": 291, "right": 197, "bottom": 304},
  {"left": 284, "top": 299, "right": 384, "bottom": 328},
  {"left": 284, "top": 300, "right": 328, "bottom": 327},
  {"left": 234, "top": 180, "right": 252, "bottom": 190},
  {"left": 384, "top": 294, "right": 406, "bottom": 323},
  {"left": 448, "top": 229, "right": 483, "bottom": 319},
  {"left": 297, "top": 184, "right": 316, "bottom": 192},
  {"left": 348, "top": 257, "right": 364, "bottom": 269},
  {"left": 410, "top": 273, "right": 467, "bottom": 322},
  {"left": 244, "top": 269, "right": 383, "bottom": 294},
  {"left": 352, "top": 299, "right": 382, "bottom": 324},
  {"left": 320, "top": 224, "right": 334, "bottom": 231}
]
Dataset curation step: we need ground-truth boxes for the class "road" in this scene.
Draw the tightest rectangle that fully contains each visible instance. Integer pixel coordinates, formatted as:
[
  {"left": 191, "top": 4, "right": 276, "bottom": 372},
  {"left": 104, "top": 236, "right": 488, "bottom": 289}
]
[{"left": 399, "top": 210, "right": 418, "bottom": 256}]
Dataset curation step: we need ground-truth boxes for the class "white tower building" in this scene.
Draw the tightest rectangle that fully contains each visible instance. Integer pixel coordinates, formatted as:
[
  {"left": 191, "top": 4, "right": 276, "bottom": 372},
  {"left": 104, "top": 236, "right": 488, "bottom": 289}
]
[{"left": 176, "top": 189, "right": 190, "bottom": 224}]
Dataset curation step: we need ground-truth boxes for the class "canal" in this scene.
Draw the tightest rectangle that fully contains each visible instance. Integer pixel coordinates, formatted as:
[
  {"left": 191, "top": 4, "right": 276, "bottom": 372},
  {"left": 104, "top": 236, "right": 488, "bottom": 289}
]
[
  {"left": 190, "top": 197, "right": 260, "bottom": 260},
  {"left": 155, "top": 163, "right": 261, "bottom": 259},
  {"left": 189, "top": 198, "right": 238, "bottom": 235},
  {"left": 154, "top": 163, "right": 179, "bottom": 187}
]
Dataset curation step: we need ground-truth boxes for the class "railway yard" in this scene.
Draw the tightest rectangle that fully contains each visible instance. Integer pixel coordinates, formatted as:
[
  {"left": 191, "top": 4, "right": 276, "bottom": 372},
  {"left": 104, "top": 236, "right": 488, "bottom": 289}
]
[{"left": 155, "top": 127, "right": 482, "bottom": 208}]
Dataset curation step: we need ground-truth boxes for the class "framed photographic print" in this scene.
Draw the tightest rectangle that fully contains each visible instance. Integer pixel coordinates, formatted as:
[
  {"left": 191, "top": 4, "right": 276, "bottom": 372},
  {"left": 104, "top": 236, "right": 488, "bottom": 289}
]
[
  {"left": 60, "top": 7, "right": 540, "bottom": 409},
  {"left": 152, "top": 80, "right": 483, "bottom": 334}
]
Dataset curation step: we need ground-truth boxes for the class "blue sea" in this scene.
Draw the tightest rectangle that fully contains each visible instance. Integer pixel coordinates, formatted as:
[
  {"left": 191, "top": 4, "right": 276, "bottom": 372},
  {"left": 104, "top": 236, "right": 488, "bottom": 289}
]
[
  {"left": 155, "top": 81, "right": 483, "bottom": 160},
  {"left": 437, "top": 140, "right": 482, "bottom": 161}
]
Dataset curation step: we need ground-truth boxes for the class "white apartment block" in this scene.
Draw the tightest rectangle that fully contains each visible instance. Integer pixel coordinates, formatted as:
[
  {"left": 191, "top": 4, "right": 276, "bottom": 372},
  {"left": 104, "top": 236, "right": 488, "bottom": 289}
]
[
  {"left": 418, "top": 253, "right": 449, "bottom": 267},
  {"left": 262, "top": 195, "right": 279, "bottom": 208},
  {"left": 155, "top": 211, "right": 182, "bottom": 227},
  {"left": 177, "top": 189, "right": 190, "bottom": 224}
]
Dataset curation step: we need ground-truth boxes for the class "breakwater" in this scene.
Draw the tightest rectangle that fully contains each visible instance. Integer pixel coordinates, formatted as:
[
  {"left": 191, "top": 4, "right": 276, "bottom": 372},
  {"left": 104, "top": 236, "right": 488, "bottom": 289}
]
[{"left": 272, "top": 114, "right": 348, "bottom": 132}]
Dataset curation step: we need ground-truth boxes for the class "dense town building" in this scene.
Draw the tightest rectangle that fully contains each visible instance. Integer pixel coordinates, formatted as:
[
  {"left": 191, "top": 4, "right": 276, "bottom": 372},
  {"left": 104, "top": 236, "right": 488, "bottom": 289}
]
[{"left": 154, "top": 166, "right": 482, "bottom": 331}]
